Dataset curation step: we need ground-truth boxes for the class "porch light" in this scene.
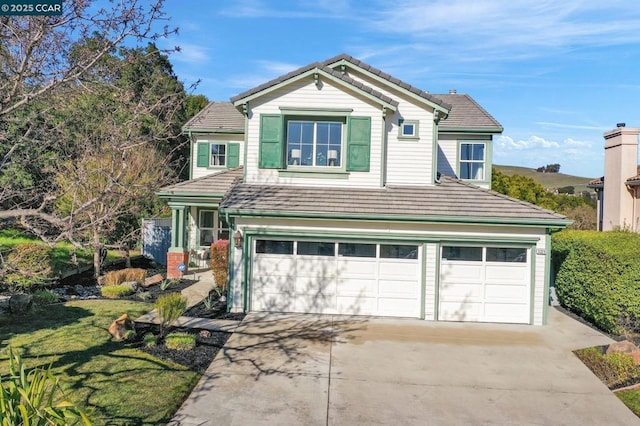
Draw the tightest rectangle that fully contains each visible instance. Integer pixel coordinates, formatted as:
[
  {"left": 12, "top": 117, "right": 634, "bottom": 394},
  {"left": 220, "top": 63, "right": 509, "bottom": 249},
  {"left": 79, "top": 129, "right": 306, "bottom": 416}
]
[{"left": 233, "top": 230, "right": 243, "bottom": 249}]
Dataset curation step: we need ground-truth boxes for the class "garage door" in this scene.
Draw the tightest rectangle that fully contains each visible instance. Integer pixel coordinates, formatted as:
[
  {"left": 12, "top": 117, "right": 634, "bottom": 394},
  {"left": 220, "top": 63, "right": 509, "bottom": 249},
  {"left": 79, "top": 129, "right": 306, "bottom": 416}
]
[
  {"left": 252, "top": 240, "right": 421, "bottom": 317},
  {"left": 438, "top": 246, "right": 530, "bottom": 324}
]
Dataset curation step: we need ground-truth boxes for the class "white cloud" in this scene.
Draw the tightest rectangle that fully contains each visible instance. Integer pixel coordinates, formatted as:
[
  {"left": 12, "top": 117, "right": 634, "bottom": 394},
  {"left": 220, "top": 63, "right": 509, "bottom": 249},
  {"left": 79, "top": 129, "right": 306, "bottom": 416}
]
[
  {"left": 536, "top": 121, "right": 608, "bottom": 131},
  {"left": 497, "top": 135, "right": 560, "bottom": 150},
  {"left": 254, "top": 60, "right": 300, "bottom": 75},
  {"left": 172, "top": 43, "right": 211, "bottom": 63},
  {"left": 218, "top": 0, "right": 352, "bottom": 19}
]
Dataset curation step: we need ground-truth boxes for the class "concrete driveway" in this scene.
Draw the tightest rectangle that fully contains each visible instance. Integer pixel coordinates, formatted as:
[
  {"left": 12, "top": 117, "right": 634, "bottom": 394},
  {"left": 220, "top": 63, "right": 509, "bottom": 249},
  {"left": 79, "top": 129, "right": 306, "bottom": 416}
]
[{"left": 169, "top": 308, "right": 640, "bottom": 425}]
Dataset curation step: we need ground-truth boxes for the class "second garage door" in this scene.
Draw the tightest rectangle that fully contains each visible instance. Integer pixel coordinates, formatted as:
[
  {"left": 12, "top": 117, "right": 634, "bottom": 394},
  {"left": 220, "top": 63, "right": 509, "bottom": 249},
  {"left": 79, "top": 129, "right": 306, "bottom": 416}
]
[
  {"left": 438, "top": 246, "right": 531, "bottom": 324},
  {"left": 252, "top": 240, "right": 421, "bottom": 317}
]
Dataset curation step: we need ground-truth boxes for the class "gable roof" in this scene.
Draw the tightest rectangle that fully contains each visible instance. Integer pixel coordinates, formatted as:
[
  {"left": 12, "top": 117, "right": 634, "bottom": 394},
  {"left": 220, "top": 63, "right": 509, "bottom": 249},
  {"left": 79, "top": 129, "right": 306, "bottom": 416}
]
[
  {"left": 157, "top": 167, "right": 243, "bottom": 197},
  {"left": 322, "top": 53, "right": 451, "bottom": 111},
  {"left": 230, "top": 62, "right": 399, "bottom": 110},
  {"left": 182, "top": 102, "right": 245, "bottom": 133},
  {"left": 431, "top": 94, "right": 503, "bottom": 133},
  {"left": 220, "top": 177, "right": 569, "bottom": 227}
]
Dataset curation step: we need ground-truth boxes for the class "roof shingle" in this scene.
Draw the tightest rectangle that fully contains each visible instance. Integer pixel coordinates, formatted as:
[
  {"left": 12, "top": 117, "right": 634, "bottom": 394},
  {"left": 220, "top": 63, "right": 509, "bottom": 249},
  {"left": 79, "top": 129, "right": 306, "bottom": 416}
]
[
  {"left": 220, "top": 177, "right": 568, "bottom": 225},
  {"left": 182, "top": 102, "right": 244, "bottom": 133},
  {"left": 158, "top": 167, "right": 243, "bottom": 196},
  {"left": 430, "top": 94, "right": 503, "bottom": 132}
]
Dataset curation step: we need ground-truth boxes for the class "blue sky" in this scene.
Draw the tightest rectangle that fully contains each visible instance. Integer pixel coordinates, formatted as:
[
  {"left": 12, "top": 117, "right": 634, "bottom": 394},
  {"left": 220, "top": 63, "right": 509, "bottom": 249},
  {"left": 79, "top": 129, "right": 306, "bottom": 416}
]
[{"left": 156, "top": 0, "right": 640, "bottom": 178}]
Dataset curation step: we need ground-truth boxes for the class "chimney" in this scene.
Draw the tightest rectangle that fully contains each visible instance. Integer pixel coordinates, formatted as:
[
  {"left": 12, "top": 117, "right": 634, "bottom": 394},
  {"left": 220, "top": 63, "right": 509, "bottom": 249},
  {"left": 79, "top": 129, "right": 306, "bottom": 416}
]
[
  {"left": 449, "top": 89, "right": 457, "bottom": 94},
  {"left": 602, "top": 125, "right": 640, "bottom": 230}
]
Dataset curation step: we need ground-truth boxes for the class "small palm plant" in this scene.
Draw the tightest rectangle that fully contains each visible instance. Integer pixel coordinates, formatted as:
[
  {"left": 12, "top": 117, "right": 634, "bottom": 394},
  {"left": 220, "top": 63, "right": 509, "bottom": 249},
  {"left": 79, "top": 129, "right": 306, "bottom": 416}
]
[
  {"left": 155, "top": 292, "right": 187, "bottom": 337},
  {"left": 0, "top": 348, "right": 92, "bottom": 425}
]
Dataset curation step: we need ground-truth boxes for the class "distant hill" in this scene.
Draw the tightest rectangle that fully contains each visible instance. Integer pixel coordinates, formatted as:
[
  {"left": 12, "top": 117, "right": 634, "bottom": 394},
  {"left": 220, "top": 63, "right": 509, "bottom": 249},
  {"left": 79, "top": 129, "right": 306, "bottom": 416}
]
[{"left": 494, "top": 165, "right": 595, "bottom": 194}]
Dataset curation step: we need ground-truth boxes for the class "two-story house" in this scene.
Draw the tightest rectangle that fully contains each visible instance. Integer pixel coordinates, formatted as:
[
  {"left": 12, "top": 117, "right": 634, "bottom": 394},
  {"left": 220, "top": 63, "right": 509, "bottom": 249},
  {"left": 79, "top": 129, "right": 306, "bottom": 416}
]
[{"left": 158, "top": 54, "right": 570, "bottom": 325}]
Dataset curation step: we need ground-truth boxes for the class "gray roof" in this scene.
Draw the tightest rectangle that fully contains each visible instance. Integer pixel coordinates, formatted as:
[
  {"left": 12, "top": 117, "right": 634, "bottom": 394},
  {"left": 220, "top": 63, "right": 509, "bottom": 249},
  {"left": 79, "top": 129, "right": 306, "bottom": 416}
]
[
  {"left": 231, "top": 62, "right": 399, "bottom": 108},
  {"left": 158, "top": 167, "right": 243, "bottom": 197},
  {"left": 182, "top": 102, "right": 245, "bottom": 133},
  {"left": 322, "top": 54, "right": 451, "bottom": 110},
  {"left": 220, "top": 177, "right": 569, "bottom": 226},
  {"left": 431, "top": 94, "right": 503, "bottom": 132}
]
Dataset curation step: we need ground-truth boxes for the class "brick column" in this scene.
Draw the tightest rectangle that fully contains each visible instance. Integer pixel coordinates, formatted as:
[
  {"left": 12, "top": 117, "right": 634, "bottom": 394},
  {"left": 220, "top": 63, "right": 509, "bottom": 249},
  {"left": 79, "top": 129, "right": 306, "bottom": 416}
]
[{"left": 166, "top": 251, "right": 189, "bottom": 279}]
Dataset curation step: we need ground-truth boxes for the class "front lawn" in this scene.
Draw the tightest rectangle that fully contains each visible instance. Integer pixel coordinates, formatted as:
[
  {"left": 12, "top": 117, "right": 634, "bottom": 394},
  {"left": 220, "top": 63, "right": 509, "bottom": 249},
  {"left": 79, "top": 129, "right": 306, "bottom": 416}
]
[{"left": 0, "top": 300, "right": 200, "bottom": 424}]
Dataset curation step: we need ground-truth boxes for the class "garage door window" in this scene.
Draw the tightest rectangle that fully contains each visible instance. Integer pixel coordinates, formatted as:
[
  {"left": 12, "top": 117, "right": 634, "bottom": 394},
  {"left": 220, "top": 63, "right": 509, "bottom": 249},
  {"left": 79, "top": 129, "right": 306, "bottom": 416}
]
[
  {"left": 297, "top": 241, "right": 335, "bottom": 256},
  {"left": 255, "top": 240, "right": 294, "bottom": 254},
  {"left": 338, "top": 243, "right": 376, "bottom": 258},
  {"left": 380, "top": 244, "right": 418, "bottom": 259},
  {"left": 442, "top": 246, "right": 482, "bottom": 261},
  {"left": 486, "top": 247, "right": 527, "bottom": 263}
]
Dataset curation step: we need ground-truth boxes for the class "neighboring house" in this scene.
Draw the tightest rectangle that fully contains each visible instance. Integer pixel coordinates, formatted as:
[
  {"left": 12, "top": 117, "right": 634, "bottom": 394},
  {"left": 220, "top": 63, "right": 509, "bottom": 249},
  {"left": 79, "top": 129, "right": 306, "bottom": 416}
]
[
  {"left": 588, "top": 124, "right": 640, "bottom": 232},
  {"left": 158, "top": 54, "right": 570, "bottom": 325}
]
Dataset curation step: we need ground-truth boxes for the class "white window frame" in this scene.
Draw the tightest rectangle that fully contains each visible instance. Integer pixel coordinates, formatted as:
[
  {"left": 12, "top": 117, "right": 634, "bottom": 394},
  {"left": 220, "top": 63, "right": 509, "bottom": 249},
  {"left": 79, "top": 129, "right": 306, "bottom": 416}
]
[
  {"left": 286, "top": 120, "right": 343, "bottom": 168},
  {"left": 210, "top": 143, "right": 227, "bottom": 167},
  {"left": 198, "top": 210, "right": 216, "bottom": 247},
  {"left": 398, "top": 120, "right": 419, "bottom": 139},
  {"left": 459, "top": 142, "right": 486, "bottom": 180}
]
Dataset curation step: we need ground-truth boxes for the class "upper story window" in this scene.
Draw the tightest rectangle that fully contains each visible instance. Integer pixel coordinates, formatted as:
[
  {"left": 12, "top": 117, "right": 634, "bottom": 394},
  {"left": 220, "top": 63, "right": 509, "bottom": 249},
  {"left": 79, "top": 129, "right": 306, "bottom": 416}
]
[
  {"left": 210, "top": 144, "right": 226, "bottom": 166},
  {"left": 287, "top": 120, "right": 342, "bottom": 167},
  {"left": 196, "top": 141, "right": 240, "bottom": 168},
  {"left": 398, "top": 120, "right": 419, "bottom": 139},
  {"left": 460, "top": 143, "right": 485, "bottom": 180}
]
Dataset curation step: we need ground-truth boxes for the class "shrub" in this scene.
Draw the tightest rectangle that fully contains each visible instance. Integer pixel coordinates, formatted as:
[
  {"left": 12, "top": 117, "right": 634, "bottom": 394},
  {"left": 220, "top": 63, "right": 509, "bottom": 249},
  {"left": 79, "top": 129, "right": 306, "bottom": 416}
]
[
  {"left": 575, "top": 347, "right": 640, "bottom": 388},
  {"left": 0, "top": 348, "right": 91, "bottom": 425},
  {"left": 101, "top": 284, "right": 134, "bottom": 299},
  {"left": 3, "top": 242, "right": 54, "bottom": 289},
  {"left": 552, "top": 230, "right": 640, "bottom": 334},
  {"left": 210, "top": 239, "right": 229, "bottom": 291},
  {"left": 103, "top": 268, "right": 146, "bottom": 286},
  {"left": 32, "top": 289, "right": 60, "bottom": 305},
  {"left": 165, "top": 332, "right": 196, "bottom": 350},
  {"left": 156, "top": 292, "right": 187, "bottom": 335},
  {"left": 143, "top": 333, "right": 157, "bottom": 347}
]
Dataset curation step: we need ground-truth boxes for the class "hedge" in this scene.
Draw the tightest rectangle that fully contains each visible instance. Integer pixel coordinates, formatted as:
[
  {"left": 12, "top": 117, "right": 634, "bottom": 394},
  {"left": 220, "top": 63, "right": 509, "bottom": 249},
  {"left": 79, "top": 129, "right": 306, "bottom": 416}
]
[{"left": 552, "top": 230, "right": 640, "bottom": 334}]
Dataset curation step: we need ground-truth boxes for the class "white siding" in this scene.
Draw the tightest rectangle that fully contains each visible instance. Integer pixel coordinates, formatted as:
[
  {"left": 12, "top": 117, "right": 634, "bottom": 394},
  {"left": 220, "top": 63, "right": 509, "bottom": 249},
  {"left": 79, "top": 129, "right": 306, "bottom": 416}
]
[
  {"left": 533, "top": 235, "right": 548, "bottom": 325},
  {"left": 191, "top": 134, "right": 244, "bottom": 180},
  {"left": 245, "top": 78, "right": 384, "bottom": 188},
  {"left": 437, "top": 134, "right": 493, "bottom": 189},
  {"left": 346, "top": 69, "right": 436, "bottom": 186},
  {"left": 424, "top": 243, "right": 438, "bottom": 320}
]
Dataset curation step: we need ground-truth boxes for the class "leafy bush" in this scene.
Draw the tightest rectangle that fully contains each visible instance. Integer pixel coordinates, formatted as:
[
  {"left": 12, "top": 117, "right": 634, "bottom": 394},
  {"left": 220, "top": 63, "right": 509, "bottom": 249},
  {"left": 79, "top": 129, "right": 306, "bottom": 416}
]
[
  {"left": 155, "top": 293, "right": 187, "bottom": 335},
  {"left": 32, "top": 289, "right": 60, "bottom": 305},
  {"left": 552, "top": 230, "right": 640, "bottom": 333},
  {"left": 165, "top": 332, "right": 196, "bottom": 351},
  {"left": 0, "top": 348, "right": 91, "bottom": 425},
  {"left": 143, "top": 333, "right": 157, "bottom": 347},
  {"left": 3, "top": 242, "right": 54, "bottom": 289},
  {"left": 575, "top": 347, "right": 640, "bottom": 388},
  {"left": 103, "top": 268, "right": 146, "bottom": 286},
  {"left": 101, "top": 285, "right": 134, "bottom": 299},
  {"left": 210, "top": 239, "right": 229, "bottom": 291}
]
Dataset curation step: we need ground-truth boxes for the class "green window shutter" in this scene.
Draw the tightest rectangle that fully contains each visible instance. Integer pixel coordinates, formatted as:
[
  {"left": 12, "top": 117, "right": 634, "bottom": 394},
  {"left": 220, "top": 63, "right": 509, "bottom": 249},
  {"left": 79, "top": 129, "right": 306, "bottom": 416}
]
[
  {"left": 196, "top": 142, "right": 210, "bottom": 167},
  {"left": 227, "top": 143, "right": 240, "bottom": 168},
  {"left": 346, "top": 116, "right": 371, "bottom": 172},
  {"left": 259, "top": 114, "right": 283, "bottom": 169}
]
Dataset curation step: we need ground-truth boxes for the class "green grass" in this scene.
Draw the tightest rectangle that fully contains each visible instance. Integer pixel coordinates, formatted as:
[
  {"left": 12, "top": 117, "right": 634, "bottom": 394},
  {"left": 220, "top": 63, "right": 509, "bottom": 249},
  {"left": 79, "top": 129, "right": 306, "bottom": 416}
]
[
  {"left": 0, "top": 228, "right": 128, "bottom": 274},
  {"left": 0, "top": 300, "right": 200, "bottom": 425},
  {"left": 616, "top": 389, "right": 640, "bottom": 418},
  {"left": 495, "top": 164, "right": 594, "bottom": 194}
]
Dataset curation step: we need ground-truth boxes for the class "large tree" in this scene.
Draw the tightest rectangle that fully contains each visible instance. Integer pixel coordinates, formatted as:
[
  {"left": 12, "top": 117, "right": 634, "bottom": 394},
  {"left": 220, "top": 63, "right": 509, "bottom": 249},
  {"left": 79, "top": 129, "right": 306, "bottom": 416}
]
[{"left": 0, "top": 0, "right": 177, "bottom": 229}]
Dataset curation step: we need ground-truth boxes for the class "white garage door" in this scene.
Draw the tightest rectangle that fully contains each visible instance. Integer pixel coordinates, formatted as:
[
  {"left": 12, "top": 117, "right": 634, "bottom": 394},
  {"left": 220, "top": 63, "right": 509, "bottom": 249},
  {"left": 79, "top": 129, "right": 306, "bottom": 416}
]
[
  {"left": 252, "top": 240, "right": 421, "bottom": 317},
  {"left": 439, "top": 246, "right": 530, "bottom": 324}
]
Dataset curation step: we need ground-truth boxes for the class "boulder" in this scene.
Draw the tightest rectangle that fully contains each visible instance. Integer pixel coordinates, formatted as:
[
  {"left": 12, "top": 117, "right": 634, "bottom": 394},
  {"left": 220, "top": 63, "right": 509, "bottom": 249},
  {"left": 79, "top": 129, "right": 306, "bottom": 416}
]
[
  {"left": 606, "top": 340, "right": 639, "bottom": 355},
  {"left": 108, "top": 313, "right": 135, "bottom": 341},
  {"left": 9, "top": 294, "right": 33, "bottom": 314},
  {"left": 143, "top": 273, "right": 163, "bottom": 288},
  {"left": 121, "top": 281, "right": 138, "bottom": 292}
]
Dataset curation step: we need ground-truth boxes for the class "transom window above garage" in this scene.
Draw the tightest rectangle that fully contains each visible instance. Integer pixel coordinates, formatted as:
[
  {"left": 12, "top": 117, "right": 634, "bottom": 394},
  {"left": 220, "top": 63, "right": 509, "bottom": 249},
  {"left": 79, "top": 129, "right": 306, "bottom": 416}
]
[
  {"left": 254, "top": 240, "right": 419, "bottom": 260},
  {"left": 287, "top": 119, "right": 343, "bottom": 167}
]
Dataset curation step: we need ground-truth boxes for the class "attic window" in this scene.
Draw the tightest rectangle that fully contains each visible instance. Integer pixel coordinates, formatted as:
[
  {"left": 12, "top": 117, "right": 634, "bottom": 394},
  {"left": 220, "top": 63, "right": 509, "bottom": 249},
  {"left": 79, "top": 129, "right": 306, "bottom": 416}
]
[{"left": 398, "top": 120, "right": 419, "bottom": 139}]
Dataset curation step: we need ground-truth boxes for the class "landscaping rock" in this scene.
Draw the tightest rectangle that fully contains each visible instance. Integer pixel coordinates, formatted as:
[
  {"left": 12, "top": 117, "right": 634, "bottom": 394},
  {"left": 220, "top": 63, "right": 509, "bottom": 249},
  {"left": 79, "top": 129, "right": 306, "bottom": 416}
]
[
  {"left": 108, "top": 313, "right": 135, "bottom": 341},
  {"left": 143, "top": 273, "right": 163, "bottom": 288},
  {"left": 121, "top": 281, "right": 138, "bottom": 292},
  {"left": 9, "top": 293, "right": 33, "bottom": 313},
  {"left": 0, "top": 295, "right": 10, "bottom": 311},
  {"left": 607, "top": 340, "right": 639, "bottom": 355}
]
